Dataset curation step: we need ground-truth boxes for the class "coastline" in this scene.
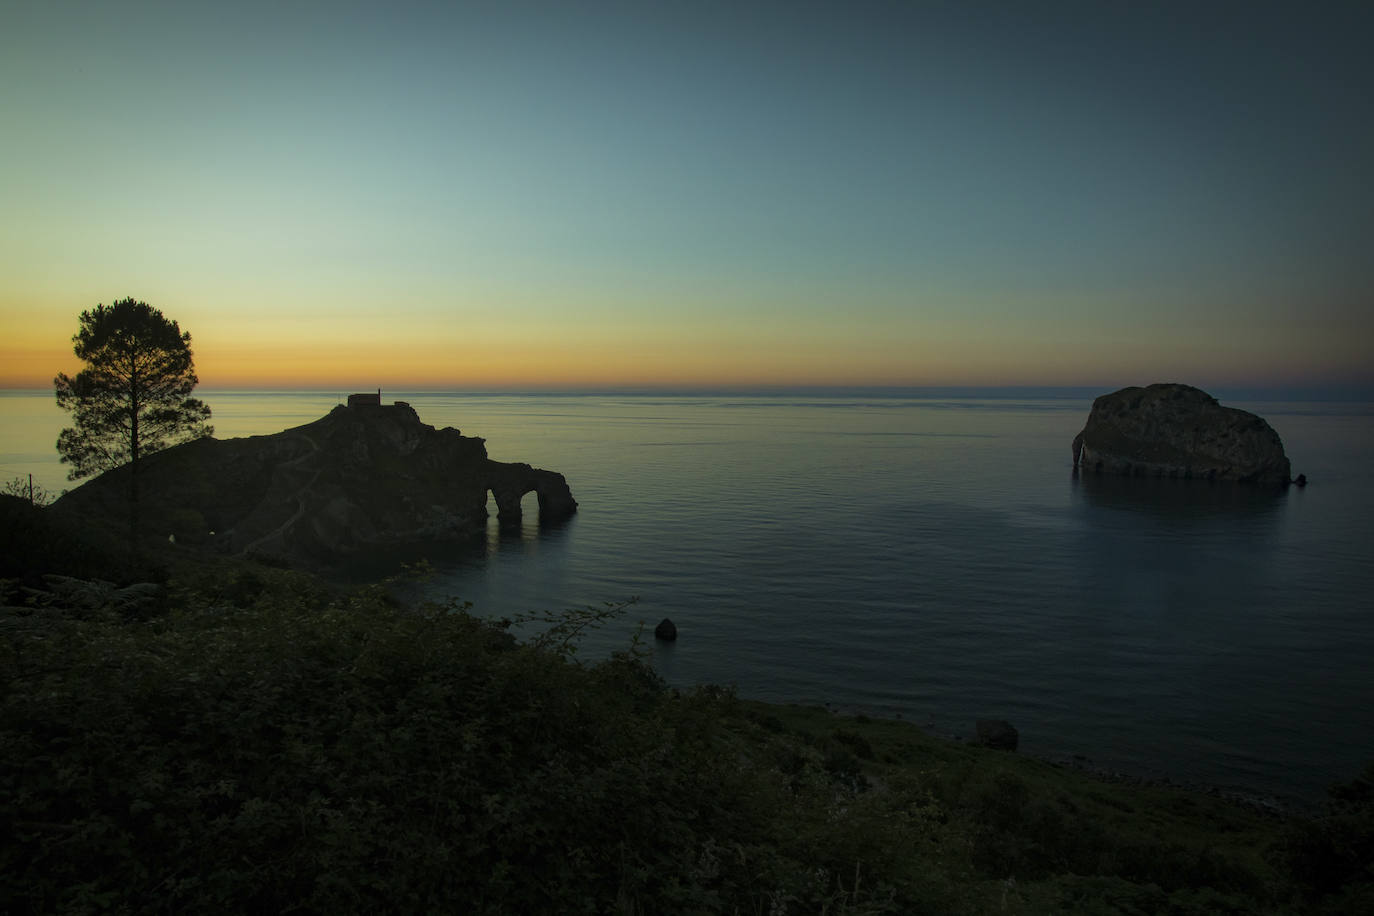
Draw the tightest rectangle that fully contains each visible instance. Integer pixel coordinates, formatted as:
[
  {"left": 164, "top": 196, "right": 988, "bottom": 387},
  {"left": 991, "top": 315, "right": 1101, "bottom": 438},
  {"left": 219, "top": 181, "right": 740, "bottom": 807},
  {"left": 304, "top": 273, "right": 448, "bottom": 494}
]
[{"left": 815, "top": 700, "right": 1301, "bottom": 817}]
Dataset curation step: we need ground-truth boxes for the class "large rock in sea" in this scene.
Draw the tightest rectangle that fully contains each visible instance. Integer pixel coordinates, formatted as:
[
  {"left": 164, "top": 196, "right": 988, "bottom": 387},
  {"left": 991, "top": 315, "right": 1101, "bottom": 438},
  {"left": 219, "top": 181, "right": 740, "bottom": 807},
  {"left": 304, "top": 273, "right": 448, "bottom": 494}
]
[
  {"left": 1071, "top": 384, "right": 1291, "bottom": 485},
  {"left": 50, "top": 400, "right": 576, "bottom": 566}
]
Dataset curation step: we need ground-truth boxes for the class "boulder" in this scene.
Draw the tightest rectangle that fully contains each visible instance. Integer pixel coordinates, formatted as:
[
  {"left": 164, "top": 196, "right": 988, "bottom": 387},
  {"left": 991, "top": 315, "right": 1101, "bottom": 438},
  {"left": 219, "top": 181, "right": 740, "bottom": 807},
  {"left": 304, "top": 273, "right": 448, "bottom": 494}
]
[
  {"left": 1072, "top": 384, "right": 1291, "bottom": 485},
  {"left": 112, "top": 582, "right": 164, "bottom": 616},
  {"left": 654, "top": 618, "right": 678, "bottom": 641},
  {"left": 3, "top": 575, "right": 165, "bottom": 618},
  {"left": 975, "top": 719, "right": 1019, "bottom": 751},
  {"left": 40, "top": 574, "right": 116, "bottom": 610}
]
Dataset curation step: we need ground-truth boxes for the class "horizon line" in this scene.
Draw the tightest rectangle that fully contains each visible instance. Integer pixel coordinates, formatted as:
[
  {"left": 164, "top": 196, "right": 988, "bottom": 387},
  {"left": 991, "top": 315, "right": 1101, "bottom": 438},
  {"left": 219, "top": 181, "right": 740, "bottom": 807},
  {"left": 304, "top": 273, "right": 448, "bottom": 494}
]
[{"left": 5, "top": 382, "right": 1374, "bottom": 401}]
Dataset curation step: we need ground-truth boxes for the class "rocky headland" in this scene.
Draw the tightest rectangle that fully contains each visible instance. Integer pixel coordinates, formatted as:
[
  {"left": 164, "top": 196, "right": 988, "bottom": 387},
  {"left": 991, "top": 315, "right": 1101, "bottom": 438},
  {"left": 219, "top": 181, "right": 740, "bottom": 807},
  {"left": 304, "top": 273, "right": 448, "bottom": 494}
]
[
  {"left": 49, "top": 399, "right": 576, "bottom": 566},
  {"left": 1071, "top": 383, "right": 1293, "bottom": 486}
]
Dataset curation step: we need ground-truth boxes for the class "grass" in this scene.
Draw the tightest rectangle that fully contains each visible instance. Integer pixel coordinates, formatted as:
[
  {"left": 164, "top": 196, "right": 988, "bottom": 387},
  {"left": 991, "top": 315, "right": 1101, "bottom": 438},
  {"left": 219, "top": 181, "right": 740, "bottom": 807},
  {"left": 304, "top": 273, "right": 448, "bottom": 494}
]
[{"left": 2, "top": 526, "right": 1372, "bottom": 913}]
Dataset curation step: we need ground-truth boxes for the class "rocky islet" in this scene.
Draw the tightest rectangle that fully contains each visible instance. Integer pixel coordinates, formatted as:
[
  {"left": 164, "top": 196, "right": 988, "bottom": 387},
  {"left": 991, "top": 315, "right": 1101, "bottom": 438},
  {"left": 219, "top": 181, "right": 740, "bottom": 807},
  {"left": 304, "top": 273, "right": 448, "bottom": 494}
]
[{"left": 1071, "top": 383, "right": 1294, "bottom": 486}]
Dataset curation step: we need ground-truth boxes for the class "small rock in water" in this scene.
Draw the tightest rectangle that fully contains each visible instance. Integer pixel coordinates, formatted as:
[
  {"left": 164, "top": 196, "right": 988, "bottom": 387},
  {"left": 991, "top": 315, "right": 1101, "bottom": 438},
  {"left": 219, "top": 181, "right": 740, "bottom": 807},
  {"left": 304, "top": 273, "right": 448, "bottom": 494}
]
[
  {"left": 975, "top": 719, "right": 1019, "bottom": 751},
  {"left": 654, "top": 618, "right": 677, "bottom": 641}
]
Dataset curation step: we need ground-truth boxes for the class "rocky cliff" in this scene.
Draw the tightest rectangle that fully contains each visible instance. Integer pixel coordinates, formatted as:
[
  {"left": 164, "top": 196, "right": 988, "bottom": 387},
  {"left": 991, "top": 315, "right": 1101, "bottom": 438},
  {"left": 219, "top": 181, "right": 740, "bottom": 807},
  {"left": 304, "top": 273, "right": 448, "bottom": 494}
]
[
  {"left": 51, "top": 401, "right": 576, "bottom": 565},
  {"left": 1071, "top": 384, "right": 1291, "bottom": 485}
]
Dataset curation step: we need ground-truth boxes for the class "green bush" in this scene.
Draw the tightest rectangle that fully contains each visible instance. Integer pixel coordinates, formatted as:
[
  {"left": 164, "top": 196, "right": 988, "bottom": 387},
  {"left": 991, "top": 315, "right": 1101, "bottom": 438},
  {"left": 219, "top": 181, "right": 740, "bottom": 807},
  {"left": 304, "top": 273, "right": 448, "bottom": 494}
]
[
  {"left": 1275, "top": 762, "right": 1374, "bottom": 904},
  {"left": 0, "top": 579, "right": 958, "bottom": 914},
  {"left": 3, "top": 555, "right": 1367, "bottom": 913}
]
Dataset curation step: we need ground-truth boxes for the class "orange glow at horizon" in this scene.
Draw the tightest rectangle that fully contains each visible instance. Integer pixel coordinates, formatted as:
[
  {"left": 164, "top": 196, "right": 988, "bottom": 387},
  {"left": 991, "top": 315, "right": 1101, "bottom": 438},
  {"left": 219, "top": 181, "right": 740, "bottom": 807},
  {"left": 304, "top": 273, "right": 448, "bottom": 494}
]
[
  {"left": 6, "top": 329, "right": 1361, "bottom": 393},
  {"left": 3, "top": 291, "right": 1370, "bottom": 393}
]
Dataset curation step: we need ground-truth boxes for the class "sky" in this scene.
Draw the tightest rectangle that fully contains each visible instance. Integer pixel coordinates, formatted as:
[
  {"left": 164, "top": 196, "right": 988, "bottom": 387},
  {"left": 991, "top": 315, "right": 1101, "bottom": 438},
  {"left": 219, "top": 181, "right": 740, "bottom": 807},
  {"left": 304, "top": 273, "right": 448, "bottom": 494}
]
[{"left": 2, "top": 0, "right": 1371, "bottom": 392}]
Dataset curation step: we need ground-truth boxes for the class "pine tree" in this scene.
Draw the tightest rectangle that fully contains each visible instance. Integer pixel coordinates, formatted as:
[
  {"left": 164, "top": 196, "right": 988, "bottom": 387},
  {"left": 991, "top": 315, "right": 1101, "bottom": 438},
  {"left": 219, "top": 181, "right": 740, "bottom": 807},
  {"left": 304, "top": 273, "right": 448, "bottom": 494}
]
[{"left": 54, "top": 298, "right": 212, "bottom": 541}]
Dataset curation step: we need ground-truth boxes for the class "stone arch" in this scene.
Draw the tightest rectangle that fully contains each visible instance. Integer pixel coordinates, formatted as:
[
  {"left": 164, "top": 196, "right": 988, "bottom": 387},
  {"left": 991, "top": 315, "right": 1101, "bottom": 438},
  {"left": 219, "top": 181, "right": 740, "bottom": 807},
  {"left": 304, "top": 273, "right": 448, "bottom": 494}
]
[
  {"left": 485, "top": 463, "right": 578, "bottom": 528},
  {"left": 488, "top": 481, "right": 534, "bottom": 528}
]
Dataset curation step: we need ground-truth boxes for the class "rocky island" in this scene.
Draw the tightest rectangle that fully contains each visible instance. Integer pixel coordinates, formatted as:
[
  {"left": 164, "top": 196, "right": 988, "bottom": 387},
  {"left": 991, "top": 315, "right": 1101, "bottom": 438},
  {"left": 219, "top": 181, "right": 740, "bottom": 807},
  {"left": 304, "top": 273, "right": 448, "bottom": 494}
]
[
  {"left": 1071, "top": 384, "right": 1293, "bottom": 485},
  {"left": 50, "top": 396, "right": 576, "bottom": 565}
]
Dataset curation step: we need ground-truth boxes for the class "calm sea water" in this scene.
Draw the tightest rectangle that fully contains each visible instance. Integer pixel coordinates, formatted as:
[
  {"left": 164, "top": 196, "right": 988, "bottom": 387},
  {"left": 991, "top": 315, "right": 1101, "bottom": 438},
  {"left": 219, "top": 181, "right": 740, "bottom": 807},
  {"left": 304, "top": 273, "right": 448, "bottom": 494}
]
[{"left": 4, "top": 388, "right": 1372, "bottom": 804}]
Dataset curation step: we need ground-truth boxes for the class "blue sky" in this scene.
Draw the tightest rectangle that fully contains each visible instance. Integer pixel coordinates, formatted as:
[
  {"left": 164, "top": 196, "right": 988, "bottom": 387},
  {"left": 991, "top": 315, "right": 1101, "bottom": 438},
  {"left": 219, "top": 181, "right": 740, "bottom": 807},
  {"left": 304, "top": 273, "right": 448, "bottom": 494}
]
[{"left": 3, "top": 0, "right": 1370, "bottom": 390}]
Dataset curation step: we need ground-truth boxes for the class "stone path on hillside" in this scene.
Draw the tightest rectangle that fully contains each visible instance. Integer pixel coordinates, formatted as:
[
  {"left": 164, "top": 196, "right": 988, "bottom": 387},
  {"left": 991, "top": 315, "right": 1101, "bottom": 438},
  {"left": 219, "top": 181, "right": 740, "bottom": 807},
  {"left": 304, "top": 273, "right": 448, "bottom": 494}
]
[{"left": 239, "top": 432, "right": 320, "bottom": 556}]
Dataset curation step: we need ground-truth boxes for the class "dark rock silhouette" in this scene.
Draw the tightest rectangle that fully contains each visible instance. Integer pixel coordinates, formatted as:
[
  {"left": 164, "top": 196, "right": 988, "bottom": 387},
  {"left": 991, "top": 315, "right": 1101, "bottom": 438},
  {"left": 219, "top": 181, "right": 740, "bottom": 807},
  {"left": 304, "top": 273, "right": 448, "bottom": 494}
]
[
  {"left": 51, "top": 400, "right": 576, "bottom": 565},
  {"left": 975, "top": 719, "right": 1019, "bottom": 751},
  {"left": 654, "top": 618, "right": 677, "bottom": 641},
  {"left": 1072, "top": 384, "right": 1291, "bottom": 486}
]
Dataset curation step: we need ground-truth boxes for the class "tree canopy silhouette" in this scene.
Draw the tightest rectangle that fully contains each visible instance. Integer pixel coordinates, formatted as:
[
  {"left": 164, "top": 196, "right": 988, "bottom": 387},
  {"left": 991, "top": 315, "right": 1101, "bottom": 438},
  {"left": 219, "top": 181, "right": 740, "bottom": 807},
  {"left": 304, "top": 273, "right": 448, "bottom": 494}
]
[{"left": 54, "top": 298, "right": 212, "bottom": 482}]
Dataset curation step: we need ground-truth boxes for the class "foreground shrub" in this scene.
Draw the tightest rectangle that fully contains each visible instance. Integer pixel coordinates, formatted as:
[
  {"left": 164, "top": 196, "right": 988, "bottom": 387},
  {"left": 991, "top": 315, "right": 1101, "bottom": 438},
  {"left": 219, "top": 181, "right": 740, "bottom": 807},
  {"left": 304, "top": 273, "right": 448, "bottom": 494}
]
[
  {"left": 1275, "top": 762, "right": 1374, "bottom": 909},
  {"left": 4, "top": 560, "right": 1367, "bottom": 913},
  {"left": 0, "top": 581, "right": 959, "bottom": 914}
]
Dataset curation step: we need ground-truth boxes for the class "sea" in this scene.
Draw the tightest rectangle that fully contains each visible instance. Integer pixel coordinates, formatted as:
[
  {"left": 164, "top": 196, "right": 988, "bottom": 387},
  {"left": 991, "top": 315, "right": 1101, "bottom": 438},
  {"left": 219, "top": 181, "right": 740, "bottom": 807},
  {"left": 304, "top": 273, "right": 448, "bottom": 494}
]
[{"left": 4, "top": 387, "right": 1372, "bottom": 807}]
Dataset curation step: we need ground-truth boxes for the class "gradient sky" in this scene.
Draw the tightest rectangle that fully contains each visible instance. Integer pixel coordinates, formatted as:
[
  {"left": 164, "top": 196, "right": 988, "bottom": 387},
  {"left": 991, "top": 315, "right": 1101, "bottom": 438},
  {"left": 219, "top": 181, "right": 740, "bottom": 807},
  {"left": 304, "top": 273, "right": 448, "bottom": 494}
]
[{"left": 3, "top": 0, "right": 1371, "bottom": 390}]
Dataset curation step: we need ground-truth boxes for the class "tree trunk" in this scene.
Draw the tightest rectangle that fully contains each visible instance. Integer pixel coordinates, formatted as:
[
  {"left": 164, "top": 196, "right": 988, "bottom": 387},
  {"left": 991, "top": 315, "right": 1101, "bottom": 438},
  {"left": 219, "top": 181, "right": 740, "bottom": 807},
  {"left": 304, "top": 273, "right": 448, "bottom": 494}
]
[
  {"left": 129, "top": 458, "right": 141, "bottom": 563},
  {"left": 128, "top": 382, "right": 141, "bottom": 563}
]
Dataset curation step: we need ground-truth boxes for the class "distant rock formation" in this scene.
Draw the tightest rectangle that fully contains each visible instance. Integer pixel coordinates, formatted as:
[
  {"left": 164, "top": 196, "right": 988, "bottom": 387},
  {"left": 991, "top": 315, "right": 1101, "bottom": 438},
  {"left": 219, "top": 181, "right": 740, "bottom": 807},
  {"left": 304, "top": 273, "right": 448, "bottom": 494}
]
[
  {"left": 51, "top": 401, "right": 576, "bottom": 566},
  {"left": 1071, "top": 384, "right": 1291, "bottom": 485}
]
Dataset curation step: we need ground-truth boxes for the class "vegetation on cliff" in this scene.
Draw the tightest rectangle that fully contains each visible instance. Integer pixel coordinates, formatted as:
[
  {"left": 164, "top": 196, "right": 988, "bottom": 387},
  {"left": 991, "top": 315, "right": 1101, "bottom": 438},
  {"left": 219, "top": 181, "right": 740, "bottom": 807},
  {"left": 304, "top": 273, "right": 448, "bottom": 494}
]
[{"left": 2, "top": 519, "right": 1371, "bottom": 913}]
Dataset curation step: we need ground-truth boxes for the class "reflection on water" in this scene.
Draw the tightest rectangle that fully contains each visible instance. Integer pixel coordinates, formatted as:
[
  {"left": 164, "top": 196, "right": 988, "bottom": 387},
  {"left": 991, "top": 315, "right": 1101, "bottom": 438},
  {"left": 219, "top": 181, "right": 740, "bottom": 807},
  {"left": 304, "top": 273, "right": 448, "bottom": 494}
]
[
  {"left": 1071, "top": 472, "right": 1289, "bottom": 521},
  {"left": 313, "top": 490, "right": 577, "bottom": 585},
  {"left": 484, "top": 490, "right": 577, "bottom": 556},
  {"left": 328, "top": 510, "right": 576, "bottom": 587}
]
